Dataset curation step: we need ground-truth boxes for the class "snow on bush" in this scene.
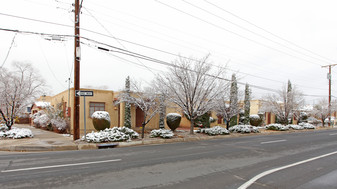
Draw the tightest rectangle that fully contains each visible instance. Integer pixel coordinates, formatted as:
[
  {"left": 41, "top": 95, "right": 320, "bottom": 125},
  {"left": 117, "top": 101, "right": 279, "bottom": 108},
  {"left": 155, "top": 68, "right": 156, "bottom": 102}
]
[
  {"left": 229, "top": 125, "right": 260, "bottom": 133},
  {"left": 289, "top": 124, "right": 304, "bottom": 130},
  {"left": 0, "top": 126, "right": 33, "bottom": 139},
  {"left": 92, "top": 111, "right": 111, "bottom": 122},
  {"left": 299, "top": 122, "right": 316, "bottom": 129},
  {"left": 150, "top": 129, "right": 174, "bottom": 139},
  {"left": 198, "top": 126, "right": 230, "bottom": 135},
  {"left": 265, "top": 124, "right": 289, "bottom": 131},
  {"left": 51, "top": 117, "right": 67, "bottom": 130},
  {"left": 33, "top": 112, "right": 50, "bottom": 127},
  {"left": 82, "top": 126, "right": 139, "bottom": 143}
]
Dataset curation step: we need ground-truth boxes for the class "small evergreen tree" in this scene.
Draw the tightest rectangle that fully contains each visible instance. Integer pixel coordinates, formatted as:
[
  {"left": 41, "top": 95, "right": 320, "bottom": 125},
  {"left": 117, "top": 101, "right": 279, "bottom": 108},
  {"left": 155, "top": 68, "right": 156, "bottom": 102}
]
[
  {"left": 229, "top": 74, "right": 238, "bottom": 127},
  {"left": 159, "top": 94, "right": 166, "bottom": 129},
  {"left": 243, "top": 83, "right": 251, "bottom": 124},
  {"left": 124, "top": 76, "right": 131, "bottom": 128}
]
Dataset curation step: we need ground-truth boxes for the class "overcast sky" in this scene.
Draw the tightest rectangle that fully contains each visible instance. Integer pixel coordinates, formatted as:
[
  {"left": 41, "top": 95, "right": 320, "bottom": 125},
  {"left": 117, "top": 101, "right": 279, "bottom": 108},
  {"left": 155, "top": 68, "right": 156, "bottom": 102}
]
[{"left": 1, "top": 0, "right": 337, "bottom": 104}]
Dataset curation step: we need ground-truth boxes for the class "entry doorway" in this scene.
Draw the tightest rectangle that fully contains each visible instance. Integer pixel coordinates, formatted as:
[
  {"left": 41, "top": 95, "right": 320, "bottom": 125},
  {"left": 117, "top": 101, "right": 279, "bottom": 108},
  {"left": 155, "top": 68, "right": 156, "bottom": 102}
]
[{"left": 136, "top": 107, "right": 144, "bottom": 127}]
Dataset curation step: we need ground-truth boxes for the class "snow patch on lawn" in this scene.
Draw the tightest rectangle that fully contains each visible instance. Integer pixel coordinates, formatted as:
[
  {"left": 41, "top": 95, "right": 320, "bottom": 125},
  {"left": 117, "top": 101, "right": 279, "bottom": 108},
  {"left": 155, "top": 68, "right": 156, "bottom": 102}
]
[{"left": 0, "top": 125, "right": 33, "bottom": 139}]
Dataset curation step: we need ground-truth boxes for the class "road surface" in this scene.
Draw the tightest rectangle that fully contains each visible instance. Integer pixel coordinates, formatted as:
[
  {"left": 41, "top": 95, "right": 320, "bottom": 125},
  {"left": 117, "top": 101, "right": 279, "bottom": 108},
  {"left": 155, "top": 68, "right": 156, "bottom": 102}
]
[{"left": 1, "top": 129, "right": 337, "bottom": 189}]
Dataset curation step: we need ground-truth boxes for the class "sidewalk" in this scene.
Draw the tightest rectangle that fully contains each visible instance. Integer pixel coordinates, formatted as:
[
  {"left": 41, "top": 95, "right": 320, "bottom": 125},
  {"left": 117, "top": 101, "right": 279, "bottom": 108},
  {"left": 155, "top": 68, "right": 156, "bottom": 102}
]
[
  {"left": 0, "top": 125, "right": 210, "bottom": 152},
  {"left": 0, "top": 124, "right": 84, "bottom": 152}
]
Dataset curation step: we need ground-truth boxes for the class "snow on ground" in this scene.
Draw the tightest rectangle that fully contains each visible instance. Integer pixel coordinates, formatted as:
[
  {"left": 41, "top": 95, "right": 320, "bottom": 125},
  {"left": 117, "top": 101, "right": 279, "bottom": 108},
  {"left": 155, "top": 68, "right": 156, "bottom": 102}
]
[
  {"left": 0, "top": 125, "right": 33, "bottom": 139},
  {"left": 82, "top": 126, "right": 139, "bottom": 143}
]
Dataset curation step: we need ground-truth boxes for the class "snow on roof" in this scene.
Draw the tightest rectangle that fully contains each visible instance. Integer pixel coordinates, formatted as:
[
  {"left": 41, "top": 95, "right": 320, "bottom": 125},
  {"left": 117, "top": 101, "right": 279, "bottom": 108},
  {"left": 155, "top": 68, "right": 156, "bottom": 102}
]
[
  {"left": 299, "top": 105, "right": 313, "bottom": 111},
  {"left": 34, "top": 101, "right": 51, "bottom": 108}
]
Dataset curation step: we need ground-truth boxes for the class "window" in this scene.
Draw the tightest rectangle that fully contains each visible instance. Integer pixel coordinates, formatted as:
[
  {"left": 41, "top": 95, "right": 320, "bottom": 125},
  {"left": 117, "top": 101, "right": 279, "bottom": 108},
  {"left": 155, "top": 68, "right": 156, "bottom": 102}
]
[{"left": 89, "top": 102, "right": 105, "bottom": 117}]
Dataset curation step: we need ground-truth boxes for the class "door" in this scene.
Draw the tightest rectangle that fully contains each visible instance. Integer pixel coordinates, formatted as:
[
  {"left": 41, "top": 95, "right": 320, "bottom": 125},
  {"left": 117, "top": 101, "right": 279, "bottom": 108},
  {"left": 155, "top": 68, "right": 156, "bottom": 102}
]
[{"left": 136, "top": 107, "right": 144, "bottom": 127}]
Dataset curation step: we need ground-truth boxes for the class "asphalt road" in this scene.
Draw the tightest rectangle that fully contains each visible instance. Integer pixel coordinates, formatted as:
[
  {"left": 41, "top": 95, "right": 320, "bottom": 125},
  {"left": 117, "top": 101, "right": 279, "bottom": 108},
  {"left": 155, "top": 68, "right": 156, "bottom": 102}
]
[{"left": 1, "top": 129, "right": 337, "bottom": 189}]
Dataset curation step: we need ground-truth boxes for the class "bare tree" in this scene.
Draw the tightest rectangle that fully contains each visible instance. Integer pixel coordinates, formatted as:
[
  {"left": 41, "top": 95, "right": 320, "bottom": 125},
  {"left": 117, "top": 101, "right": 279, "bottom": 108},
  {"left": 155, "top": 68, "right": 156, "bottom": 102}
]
[
  {"left": 156, "top": 55, "right": 227, "bottom": 134},
  {"left": 0, "top": 62, "right": 45, "bottom": 129},
  {"left": 118, "top": 81, "right": 163, "bottom": 138},
  {"left": 311, "top": 98, "right": 336, "bottom": 126},
  {"left": 262, "top": 80, "right": 304, "bottom": 125}
]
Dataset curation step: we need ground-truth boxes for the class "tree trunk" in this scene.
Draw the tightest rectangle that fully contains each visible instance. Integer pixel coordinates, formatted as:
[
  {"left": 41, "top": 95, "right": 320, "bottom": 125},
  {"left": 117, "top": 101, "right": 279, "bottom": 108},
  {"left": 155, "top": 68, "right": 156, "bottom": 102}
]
[
  {"left": 226, "top": 120, "right": 230, "bottom": 130},
  {"left": 190, "top": 119, "right": 194, "bottom": 135},
  {"left": 141, "top": 122, "right": 145, "bottom": 139},
  {"left": 0, "top": 109, "right": 12, "bottom": 130}
]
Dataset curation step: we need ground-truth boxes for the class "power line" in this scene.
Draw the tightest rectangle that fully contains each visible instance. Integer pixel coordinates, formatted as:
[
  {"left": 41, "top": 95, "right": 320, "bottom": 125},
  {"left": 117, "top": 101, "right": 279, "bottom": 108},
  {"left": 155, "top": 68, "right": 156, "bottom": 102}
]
[
  {"left": 1, "top": 33, "right": 16, "bottom": 68},
  {"left": 181, "top": 0, "right": 334, "bottom": 66},
  {"left": 204, "top": 0, "right": 337, "bottom": 65},
  {"left": 0, "top": 10, "right": 320, "bottom": 80},
  {"left": 1, "top": 27, "right": 331, "bottom": 93},
  {"left": 83, "top": 7, "right": 156, "bottom": 75},
  {"left": 155, "top": 0, "right": 324, "bottom": 67},
  {"left": 0, "top": 12, "right": 73, "bottom": 29}
]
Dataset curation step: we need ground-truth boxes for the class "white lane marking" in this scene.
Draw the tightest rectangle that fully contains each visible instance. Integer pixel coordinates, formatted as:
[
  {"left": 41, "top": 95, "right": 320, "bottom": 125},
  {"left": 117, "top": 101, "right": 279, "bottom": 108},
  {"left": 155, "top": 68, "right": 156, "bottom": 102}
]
[
  {"left": 1, "top": 159, "right": 121, "bottom": 173},
  {"left": 238, "top": 150, "right": 337, "bottom": 189},
  {"left": 260, "top": 139, "right": 287, "bottom": 144},
  {"left": 329, "top": 133, "right": 337, "bottom": 136}
]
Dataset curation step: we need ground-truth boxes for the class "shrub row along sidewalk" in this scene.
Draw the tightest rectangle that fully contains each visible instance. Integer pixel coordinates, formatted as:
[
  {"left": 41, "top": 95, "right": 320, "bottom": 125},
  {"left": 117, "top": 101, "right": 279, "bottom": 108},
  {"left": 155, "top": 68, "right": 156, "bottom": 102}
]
[{"left": 0, "top": 123, "right": 331, "bottom": 152}]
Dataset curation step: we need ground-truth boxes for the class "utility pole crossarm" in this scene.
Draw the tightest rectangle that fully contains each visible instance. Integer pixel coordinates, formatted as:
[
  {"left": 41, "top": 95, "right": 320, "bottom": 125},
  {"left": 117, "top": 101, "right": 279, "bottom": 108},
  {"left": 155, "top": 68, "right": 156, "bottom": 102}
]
[{"left": 321, "top": 64, "right": 337, "bottom": 68}]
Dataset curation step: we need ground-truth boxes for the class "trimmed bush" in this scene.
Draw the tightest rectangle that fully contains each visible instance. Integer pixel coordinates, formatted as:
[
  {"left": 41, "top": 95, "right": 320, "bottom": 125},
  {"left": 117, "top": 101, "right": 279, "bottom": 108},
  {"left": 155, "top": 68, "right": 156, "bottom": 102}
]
[
  {"left": 166, "top": 113, "right": 181, "bottom": 131},
  {"left": 299, "top": 122, "right": 316, "bottom": 129},
  {"left": 265, "top": 124, "right": 289, "bottom": 131},
  {"left": 229, "top": 125, "right": 260, "bottom": 133},
  {"left": 92, "top": 111, "right": 111, "bottom": 131},
  {"left": 0, "top": 126, "right": 33, "bottom": 139},
  {"left": 198, "top": 126, "right": 230, "bottom": 135},
  {"left": 289, "top": 124, "right": 304, "bottom": 130},
  {"left": 83, "top": 126, "right": 139, "bottom": 143},
  {"left": 249, "top": 114, "right": 262, "bottom": 126},
  {"left": 150, "top": 129, "right": 174, "bottom": 139}
]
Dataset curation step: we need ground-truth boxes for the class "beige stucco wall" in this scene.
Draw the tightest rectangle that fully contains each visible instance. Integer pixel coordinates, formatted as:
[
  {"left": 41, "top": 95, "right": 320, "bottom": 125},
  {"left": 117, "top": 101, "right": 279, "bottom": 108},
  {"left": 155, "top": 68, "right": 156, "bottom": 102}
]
[{"left": 35, "top": 92, "right": 279, "bottom": 135}]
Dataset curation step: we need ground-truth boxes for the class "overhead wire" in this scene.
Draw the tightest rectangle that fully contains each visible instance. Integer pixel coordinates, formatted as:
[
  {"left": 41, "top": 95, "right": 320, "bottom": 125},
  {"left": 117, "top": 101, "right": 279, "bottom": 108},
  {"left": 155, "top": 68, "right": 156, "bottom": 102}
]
[
  {"left": 1, "top": 33, "right": 17, "bottom": 68},
  {"left": 204, "top": 0, "right": 337, "bottom": 65},
  {"left": 182, "top": 0, "right": 335, "bottom": 65},
  {"left": 0, "top": 27, "right": 332, "bottom": 94},
  {"left": 155, "top": 0, "right": 324, "bottom": 67},
  {"left": 83, "top": 7, "right": 157, "bottom": 75},
  {"left": 79, "top": 5, "right": 321, "bottom": 82},
  {"left": 81, "top": 37, "right": 330, "bottom": 96},
  {"left": 0, "top": 10, "right": 320, "bottom": 81}
]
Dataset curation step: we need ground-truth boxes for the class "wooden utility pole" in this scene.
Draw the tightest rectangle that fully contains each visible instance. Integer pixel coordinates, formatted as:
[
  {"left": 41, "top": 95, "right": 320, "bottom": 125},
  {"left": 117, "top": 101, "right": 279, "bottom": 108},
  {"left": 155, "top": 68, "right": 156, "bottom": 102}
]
[
  {"left": 73, "top": 0, "right": 80, "bottom": 140},
  {"left": 322, "top": 64, "right": 337, "bottom": 127}
]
